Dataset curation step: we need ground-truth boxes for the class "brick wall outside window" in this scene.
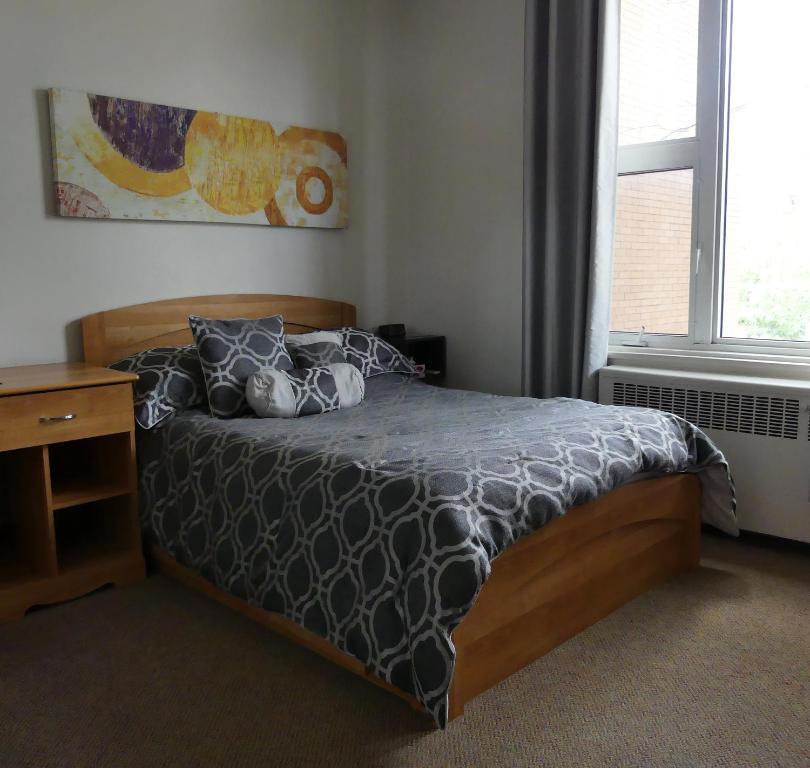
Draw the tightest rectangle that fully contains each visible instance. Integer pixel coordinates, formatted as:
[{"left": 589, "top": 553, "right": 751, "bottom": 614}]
[{"left": 610, "top": 169, "right": 693, "bottom": 335}]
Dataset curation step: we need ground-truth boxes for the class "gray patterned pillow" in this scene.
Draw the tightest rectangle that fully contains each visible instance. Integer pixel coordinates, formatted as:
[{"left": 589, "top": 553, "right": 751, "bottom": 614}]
[
  {"left": 189, "top": 314, "right": 294, "bottom": 418},
  {"left": 291, "top": 341, "right": 347, "bottom": 369},
  {"left": 338, "top": 327, "right": 417, "bottom": 378},
  {"left": 109, "top": 345, "right": 206, "bottom": 429},
  {"left": 285, "top": 331, "right": 347, "bottom": 368},
  {"left": 246, "top": 363, "right": 365, "bottom": 418}
]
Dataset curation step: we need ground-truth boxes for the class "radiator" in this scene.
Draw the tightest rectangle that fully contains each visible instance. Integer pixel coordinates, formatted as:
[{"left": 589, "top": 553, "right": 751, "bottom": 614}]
[{"left": 599, "top": 366, "right": 810, "bottom": 543}]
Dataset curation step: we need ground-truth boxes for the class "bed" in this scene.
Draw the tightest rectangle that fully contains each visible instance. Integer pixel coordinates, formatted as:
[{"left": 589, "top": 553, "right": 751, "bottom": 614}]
[{"left": 81, "top": 294, "right": 736, "bottom": 727}]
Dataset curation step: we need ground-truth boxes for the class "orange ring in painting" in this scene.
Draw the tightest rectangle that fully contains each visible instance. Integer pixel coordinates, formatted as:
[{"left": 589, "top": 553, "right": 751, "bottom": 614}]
[{"left": 296, "top": 166, "right": 333, "bottom": 216}]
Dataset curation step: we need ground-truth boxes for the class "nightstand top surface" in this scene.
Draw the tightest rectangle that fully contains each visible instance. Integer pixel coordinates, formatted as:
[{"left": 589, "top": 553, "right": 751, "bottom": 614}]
[{"left": 0, "top": 362, "right": 136, "bottom": 397}]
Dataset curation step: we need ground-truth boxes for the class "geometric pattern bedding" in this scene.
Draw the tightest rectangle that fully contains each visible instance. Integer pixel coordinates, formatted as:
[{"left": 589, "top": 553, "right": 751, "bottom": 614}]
[{"left": 137, "top": 375, "right": 736, "bottom": 727}]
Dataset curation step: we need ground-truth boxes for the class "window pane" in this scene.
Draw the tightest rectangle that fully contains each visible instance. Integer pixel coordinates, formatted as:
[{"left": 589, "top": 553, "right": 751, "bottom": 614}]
[
  {"left": 720, "top": 2, "right": 810, "bottom": 342},
  {"left": 619, "top": 0, "right": 699, "bottom": 146},
  {"left": 611, "top": 170, "right": 693, "bottom": 335}
]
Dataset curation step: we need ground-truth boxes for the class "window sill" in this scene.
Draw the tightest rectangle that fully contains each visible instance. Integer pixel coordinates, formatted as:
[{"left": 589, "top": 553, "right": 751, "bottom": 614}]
[{"left": 607, "top": 346, "right": 810, "bottom": 381}]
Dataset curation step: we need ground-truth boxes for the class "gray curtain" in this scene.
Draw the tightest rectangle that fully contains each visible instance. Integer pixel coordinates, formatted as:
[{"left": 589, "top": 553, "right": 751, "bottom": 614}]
[{"left": 522, "top": 0, "right": 619, "bottom": 401}]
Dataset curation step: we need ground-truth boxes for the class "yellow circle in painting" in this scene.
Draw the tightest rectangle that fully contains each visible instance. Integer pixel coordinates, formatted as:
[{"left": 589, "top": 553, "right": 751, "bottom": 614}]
[{"left": 184, "top": 112, "right": 281, "bottom": 215}]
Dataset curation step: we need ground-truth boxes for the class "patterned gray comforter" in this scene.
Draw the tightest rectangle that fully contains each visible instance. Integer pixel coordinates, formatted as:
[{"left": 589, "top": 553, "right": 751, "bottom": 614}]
[{"left": 138, "top": 375, "right": 736, "bottom": 727}]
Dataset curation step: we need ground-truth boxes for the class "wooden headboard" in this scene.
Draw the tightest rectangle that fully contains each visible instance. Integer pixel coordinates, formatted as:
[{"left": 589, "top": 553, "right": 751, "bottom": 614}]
[{"left": 81, "top": 294, "right": 357, "bottom": 365}]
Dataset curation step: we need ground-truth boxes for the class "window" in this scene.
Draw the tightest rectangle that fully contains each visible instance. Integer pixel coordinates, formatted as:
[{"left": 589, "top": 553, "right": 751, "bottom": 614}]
[
  {"left": 610, "top": 0, "right": 810, "bottom": 354},
  {"left": 618, "top": 0, "right": 698, "bottom": 146},
  {"left": 720, "top": 1, "right": 810, "bottom": 342}
]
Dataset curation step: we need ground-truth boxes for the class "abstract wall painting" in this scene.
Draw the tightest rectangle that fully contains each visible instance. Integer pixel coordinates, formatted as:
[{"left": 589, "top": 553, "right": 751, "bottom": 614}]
[{"left": 48, "top": 88, "right": 348, "bottom": 228}]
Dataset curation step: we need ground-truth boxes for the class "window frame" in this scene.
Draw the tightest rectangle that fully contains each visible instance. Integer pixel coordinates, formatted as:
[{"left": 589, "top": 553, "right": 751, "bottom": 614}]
[{"left": 611, "top": 0, "right": 810, "bottom": 357}]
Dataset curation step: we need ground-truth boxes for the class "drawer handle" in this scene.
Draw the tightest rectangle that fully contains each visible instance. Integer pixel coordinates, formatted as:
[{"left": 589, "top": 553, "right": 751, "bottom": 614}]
[{"left": 39, "top": 413, "right": 77, "bottom": 423}]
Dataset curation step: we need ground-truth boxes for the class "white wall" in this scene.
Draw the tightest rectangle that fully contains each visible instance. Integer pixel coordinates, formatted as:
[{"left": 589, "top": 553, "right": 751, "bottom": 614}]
[
  {"left": 0, "top": 0, "right": 527, "bottom": 394},
  {"left": 361, "top": 0, "right": 526, "bottom": 394},
  {"left": 0, "top": 0, "right": 368, "bottom": 365}
]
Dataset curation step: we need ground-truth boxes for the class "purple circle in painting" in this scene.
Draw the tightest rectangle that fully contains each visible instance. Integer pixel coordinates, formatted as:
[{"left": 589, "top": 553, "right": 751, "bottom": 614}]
[{"left": 88, "top": 94, "right": 196, "bottom": 172}]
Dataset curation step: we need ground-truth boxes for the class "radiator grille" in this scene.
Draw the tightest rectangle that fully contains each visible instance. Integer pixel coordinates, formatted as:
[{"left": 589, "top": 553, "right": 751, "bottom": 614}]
[{"left": 612, "top": 381, "right": 800, "bottom": 440}]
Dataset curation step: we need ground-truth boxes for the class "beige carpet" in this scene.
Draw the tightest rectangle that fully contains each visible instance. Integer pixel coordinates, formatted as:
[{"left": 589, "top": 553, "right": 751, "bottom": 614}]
[{"left": 1, "top": 533, "right": 809, "bottom": 768}]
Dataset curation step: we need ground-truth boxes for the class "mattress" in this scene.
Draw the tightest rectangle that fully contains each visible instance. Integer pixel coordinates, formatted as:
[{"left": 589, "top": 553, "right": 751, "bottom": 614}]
[{"left": 137, "top": 374, "right": 736, "bottom": 726}]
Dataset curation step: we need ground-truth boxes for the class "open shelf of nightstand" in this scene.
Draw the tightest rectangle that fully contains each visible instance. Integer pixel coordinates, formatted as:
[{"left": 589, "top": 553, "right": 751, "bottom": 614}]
[
  {"left": 0, "top": 446, "right": 56, "bottom": 585},
  {"left": 50, "top": 484, "right": 132, "bottom": 511},
  {"left": 54, "top": 497, "right": 136, "bottom": 575},
  {"left": 48, "top": 433, "right": 134, "bottom": 511},
  {"left": 0, "top": 540, "right": 39, "bottom": 586}
]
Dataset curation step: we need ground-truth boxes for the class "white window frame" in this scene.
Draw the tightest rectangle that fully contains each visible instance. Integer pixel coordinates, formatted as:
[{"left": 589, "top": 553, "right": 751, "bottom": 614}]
[{"left": 611, "top": 0, "right": 810, "bottom": 357}]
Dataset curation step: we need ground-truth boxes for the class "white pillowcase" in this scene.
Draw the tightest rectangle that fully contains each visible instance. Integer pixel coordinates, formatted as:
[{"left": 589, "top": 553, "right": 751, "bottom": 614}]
[{"left": 284, "top": 330, "right": 342, "bottom": 348}]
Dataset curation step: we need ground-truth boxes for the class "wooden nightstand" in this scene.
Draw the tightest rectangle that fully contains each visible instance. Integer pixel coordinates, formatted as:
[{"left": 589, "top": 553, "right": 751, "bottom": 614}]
[
  {"left": 384, "top": 334, "right": 446, "bottom": 386},
  {"left": 0, "top": 363, "right": 145, "bottom": 622}
]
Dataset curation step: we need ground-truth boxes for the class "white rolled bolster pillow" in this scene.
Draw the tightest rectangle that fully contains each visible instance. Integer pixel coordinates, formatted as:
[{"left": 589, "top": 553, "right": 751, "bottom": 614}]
[{"left": 246, "top": 363, "right": 365, "bottom": 418}]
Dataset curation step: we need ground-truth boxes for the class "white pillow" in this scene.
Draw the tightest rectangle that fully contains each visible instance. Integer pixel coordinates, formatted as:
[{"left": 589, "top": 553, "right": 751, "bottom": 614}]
[{"left": 284, "top": 330, "right": 342, "bottom": 348}]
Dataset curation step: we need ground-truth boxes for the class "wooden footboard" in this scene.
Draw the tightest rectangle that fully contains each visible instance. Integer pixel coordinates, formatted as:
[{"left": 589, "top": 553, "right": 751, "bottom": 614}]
[
  {"left": 447, "top": 474, "right": 701, "bottom": 720},
  {"left": 149, "top": 474, "right": 701, "bottom": 725}
]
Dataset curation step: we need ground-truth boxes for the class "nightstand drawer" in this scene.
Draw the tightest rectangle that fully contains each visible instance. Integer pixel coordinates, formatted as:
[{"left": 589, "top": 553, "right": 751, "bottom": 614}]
[{"left": 0, "top": 384, "right": 133, "bottom": 451}]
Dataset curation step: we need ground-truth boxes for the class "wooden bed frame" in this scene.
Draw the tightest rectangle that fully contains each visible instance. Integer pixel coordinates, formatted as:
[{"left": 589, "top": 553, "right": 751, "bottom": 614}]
[{"left": 81, "top": 293, "right": 702, "bottom": 723}]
